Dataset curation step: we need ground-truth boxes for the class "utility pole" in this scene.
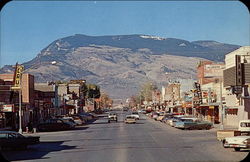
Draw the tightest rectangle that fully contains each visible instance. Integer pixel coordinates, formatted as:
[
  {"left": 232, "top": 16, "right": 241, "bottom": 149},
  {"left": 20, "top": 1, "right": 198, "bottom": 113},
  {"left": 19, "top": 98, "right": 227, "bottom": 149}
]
[
  {"left": 219, "top": 78, "right": 224, "bottom": 130},
  {"left": 18, "top": 86, "right": 22, "bottom": 134}
]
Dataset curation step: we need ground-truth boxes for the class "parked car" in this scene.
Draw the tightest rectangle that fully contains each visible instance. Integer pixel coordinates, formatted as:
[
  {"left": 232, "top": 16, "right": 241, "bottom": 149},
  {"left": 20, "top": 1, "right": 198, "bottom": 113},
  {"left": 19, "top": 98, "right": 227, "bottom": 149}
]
[
  {"left": 187, "top": 121, "right": 213, "bottom": 130},
  {"left": 37, "top": 119, "right": 74, "bottom": 131},
  {"left": 61, "top": 117, "right": 77, "bottom": 127},
  {"left": 152, "top": 112, "right": 159, "bottom": 120},
  {"left": 70, "top": 115, "right": 86, "bottom": 125},
  {"left": 223, "top": 136, "right": 250, "bottom": 151},
  {"left": 124, "top": 115, "right": 137, "bottom": 124},
  {"left": 174, "top": 117, "right": 199, "bottom": 129},
  {"left": 79, "top": 113, "right": 93, "bottom": 121},
  {"left": 238, "top": 120, "right": 250, "bottom": 135},
  {"left": 0, "top": 131, "right": 40, "bottom": 150},
  {"left": 167, "top": 115, "right": 183, "bottom": 126},
  {"left": 131, "top": 111, "right": 140, "bottom": 120},
  {"left": 108, "top": 112, "right": 118, "bottom": 123},
  {"left": 156, "top": 112, "right": 165, "bottom": 121},
  {"left": 123, "top": 107, "right": 129, "bottom": 111}
]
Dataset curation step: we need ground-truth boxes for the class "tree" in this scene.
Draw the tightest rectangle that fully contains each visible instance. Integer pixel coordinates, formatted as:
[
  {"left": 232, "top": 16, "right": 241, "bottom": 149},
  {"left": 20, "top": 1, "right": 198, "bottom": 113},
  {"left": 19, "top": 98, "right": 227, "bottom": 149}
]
[
  {"left": 86, "top": 84, "right": 101, "bottom": 98},
  {"left": 100, "top": 92, "right": 113, "bottom": 108},
  {"left": 139, "top": 81, "right": 157, "bottom": 103}
]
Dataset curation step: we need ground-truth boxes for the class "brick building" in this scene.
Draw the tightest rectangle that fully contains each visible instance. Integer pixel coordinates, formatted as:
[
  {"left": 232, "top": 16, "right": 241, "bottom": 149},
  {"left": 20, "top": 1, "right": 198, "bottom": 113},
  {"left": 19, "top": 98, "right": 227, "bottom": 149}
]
[{"left": 0, "top": 73, "right": 35, "bottom": 130}]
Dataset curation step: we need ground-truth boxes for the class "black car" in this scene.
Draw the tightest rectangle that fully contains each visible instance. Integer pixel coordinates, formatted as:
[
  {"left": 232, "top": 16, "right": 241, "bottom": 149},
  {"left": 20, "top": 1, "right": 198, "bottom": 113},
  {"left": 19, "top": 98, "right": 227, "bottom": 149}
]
[
  {"left": 37, "top": 119, "right": 73, "bottom": 132},
  {"left": 0, "top": 131, "right": 40, "bottom": 150}
]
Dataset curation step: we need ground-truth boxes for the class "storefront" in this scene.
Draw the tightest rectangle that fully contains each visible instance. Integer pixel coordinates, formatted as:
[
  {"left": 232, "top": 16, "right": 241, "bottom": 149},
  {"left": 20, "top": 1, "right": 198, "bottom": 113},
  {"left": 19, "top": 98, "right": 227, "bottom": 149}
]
[
  {"left": 197, "top": 104, "right": 219, "bottom": 123},
  {"left": 0, "top": 104, "right": 17, "bottom": 130}
]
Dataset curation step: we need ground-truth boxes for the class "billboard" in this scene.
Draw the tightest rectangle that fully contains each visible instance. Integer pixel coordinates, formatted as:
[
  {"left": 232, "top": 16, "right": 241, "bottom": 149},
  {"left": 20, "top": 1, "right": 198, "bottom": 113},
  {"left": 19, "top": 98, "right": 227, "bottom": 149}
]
[{"left": 204, "top": 64, "right": 225, "bottom": 78}]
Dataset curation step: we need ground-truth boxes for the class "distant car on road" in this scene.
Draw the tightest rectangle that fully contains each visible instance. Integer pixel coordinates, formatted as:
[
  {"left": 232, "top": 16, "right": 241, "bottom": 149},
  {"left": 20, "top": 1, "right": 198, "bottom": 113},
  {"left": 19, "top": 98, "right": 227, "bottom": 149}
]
[
  {"left": 223, "top": 136, "right": 250, "bottom": 151},
  {"left": 108, "top": 113, "right": 118, "bottom": 123},
  {"left": 131, "top": 111, "right": 140, "bottom": 120},
  {"left": 0, "top": 131, "right": 40, "bottom": 150},
  {"left": 124, "top": 115, "right": 137, "bottom": 124},
  {"left": 37, "top": 119, "right": 74, "bottom": 132}
]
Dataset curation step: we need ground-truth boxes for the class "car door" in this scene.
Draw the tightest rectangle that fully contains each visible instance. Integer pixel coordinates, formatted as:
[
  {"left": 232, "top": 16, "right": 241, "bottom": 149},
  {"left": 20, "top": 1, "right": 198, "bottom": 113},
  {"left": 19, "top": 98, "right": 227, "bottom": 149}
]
[{"left": 8, "top": 133, "right": 22, "bottom": 147}]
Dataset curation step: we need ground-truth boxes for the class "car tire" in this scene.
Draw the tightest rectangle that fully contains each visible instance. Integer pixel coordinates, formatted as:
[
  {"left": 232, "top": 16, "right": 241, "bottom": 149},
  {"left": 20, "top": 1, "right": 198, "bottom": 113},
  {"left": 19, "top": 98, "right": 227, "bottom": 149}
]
[{"left": 234, "top": 148, "right": 240, "bottom": 151}]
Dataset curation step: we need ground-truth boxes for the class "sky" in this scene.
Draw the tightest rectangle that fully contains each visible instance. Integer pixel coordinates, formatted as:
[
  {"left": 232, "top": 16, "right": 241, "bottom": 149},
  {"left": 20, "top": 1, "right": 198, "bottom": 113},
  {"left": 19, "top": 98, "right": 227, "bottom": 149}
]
[{"left": 0, "top": 1, "right": 249, "bottom": 67}]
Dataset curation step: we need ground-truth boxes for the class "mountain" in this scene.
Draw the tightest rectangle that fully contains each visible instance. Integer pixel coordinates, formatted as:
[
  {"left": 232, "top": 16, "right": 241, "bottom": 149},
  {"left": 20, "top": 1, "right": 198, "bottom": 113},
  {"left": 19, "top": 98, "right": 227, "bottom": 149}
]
[{"left": 0, "top": 34, "right": 241, "bottom": 99}]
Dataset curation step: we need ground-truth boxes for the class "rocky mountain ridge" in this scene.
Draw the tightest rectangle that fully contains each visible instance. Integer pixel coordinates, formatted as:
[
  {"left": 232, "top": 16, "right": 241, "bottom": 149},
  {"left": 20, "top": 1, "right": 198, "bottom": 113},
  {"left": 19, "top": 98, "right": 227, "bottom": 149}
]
[{"left": 0, "top": 34, "right": 241, "bottom": 99}]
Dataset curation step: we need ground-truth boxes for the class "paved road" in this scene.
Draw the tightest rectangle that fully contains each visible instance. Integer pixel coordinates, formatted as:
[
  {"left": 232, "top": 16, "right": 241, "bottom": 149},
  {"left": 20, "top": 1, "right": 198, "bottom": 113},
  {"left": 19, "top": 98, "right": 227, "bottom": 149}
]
[{"left": 2, "top": 111, "right": 249, "bottom": 162}]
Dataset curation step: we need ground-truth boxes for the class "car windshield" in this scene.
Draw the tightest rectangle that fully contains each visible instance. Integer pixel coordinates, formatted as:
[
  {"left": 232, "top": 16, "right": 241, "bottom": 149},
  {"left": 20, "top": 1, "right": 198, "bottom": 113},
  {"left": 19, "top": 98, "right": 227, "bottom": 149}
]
[
  {"left": 0, "top": 1, "right": 248, "bottom": 162},
  {"left": 240, "top": 122, "right": 250, "bottom": 127},
  {"left": 0, "top": 133, "right": 8, "bottom": 138}
]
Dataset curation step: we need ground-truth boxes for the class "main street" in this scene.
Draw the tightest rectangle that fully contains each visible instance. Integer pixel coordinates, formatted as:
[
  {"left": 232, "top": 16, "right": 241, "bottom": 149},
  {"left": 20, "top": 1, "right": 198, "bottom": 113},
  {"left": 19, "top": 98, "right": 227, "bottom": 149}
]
[{"left": 2, "top": 111, "right": 249, "bottom": 162}]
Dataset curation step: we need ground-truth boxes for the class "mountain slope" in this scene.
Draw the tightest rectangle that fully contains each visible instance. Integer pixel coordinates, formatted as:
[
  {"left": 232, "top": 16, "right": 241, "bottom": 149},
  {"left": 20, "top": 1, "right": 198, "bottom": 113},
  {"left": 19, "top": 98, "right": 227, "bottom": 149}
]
[{"left": 0, "top": 34, "right": 241, "bottom": 99}]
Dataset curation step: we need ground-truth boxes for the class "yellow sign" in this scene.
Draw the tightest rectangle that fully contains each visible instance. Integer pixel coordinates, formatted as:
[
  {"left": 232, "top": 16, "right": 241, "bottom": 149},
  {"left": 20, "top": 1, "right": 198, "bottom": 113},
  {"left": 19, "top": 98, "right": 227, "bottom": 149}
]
[
  {"left": 12, "top": 64, "right": 24, "bottom": 89},
  {"left": 209, "top": 106, "right": 214, "bottom": 109}
]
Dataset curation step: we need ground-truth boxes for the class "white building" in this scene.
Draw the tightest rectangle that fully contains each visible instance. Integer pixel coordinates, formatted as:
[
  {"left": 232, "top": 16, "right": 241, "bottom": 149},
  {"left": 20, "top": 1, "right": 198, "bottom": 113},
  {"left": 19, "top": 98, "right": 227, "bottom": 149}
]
[{"left": 223, "top": 46, "right": 250, "bottom": 127}]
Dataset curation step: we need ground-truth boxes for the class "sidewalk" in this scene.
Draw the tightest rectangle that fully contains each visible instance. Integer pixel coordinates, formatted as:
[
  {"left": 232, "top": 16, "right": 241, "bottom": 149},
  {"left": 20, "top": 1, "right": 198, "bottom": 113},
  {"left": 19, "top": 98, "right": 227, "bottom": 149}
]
[{"left": 213, "top": 124, "right": 238, "bottom": 131}]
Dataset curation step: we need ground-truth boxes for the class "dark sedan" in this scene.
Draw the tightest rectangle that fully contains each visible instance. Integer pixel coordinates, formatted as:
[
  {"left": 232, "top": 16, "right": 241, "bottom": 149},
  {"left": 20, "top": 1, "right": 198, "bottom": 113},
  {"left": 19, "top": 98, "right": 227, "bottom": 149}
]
[
  {"left": 37, "top": 119, "right": 73, "bottom": 132},
  {"left": 0, "top": 131, "right": 40, "bottom": 150}
]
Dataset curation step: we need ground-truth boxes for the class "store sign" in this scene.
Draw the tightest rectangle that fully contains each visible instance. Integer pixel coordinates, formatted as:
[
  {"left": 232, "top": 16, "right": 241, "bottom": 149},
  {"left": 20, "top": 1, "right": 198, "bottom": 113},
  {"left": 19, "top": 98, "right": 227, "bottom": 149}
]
[
  {"left": 1, "top": 104, "right": 14, "bottom": 112},
  {"left": 209, "top": 106, "right": 214, "bottom": 109}
]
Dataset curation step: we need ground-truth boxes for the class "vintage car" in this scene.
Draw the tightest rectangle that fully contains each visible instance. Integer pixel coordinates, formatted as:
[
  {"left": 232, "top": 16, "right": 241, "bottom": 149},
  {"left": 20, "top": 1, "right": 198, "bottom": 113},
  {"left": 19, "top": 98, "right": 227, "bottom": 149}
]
[
  {"left": 79, "top": 113, "right": 94, "bottom": 121},
  {"left": 37, "top": 119, "right": 74, "bottom": 132},
  {"left": 70, "top": 115, "right": 86, "bottom": 125},
  {"left": 124, "top": 115, "right": 137, "bottom": 124},
  {"left": 61, "top": 117, "right": 77, "bottom": 127},
  {"left": 0, "top": 131, "right": 40, "bottom": 150},
  {"left": 108, "top": 113, "right": 118, "bottom": 123},
  {"left": 167, "top": 115, "right": 184, "bottom": 127},
  {"left": 187, "top": 121, "right": 213, "bottom": 130},
  {"left": 174, "top": 118, "right": 199, "bottom": 129},
  {"left": 223, "top": 136, "right": 250, "bottom": 151},
  {"left": 130, "top": 112, "right": 140, "bottom": 120},
  {"left": 156, "top": 112, "right": 165, "bottom": 121},
  {"left": 238, "top": 120, "right": 250, "bottom": 134}
]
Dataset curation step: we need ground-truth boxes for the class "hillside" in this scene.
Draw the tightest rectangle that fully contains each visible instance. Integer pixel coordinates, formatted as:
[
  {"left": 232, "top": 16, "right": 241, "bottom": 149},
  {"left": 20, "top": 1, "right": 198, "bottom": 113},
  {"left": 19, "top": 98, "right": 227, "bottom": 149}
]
[{"left": 0, "top": 34, "right": 240, "bottom": 99}]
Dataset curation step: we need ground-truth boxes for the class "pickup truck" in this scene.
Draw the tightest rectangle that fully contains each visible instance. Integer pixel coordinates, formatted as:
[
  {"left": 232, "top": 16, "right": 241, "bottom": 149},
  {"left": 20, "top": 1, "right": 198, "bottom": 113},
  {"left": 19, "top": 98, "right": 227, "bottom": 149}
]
[{"left": 217, "top": 120, "right": 250, "bottom": 142}]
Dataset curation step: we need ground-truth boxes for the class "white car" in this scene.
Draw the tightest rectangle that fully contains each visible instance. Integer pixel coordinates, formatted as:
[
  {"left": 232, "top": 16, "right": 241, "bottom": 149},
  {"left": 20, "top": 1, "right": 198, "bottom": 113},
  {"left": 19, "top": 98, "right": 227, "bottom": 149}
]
[
  {"left": 130, "top": 112, "right": 140, "bottom": 120},
  {"left": 223, "top": 136, "right": 250, "bottom": 151},
  {"left": 124, "top": 115, "right": 137, "bottom": 124}
]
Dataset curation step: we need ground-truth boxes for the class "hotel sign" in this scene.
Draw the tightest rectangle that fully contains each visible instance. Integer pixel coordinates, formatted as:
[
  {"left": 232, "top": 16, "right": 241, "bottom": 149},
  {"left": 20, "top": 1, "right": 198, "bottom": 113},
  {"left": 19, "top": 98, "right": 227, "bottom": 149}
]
[
  {"left": 11, "top": 63, "right": 24, "bottom": 90},
  {"left": 204, "top": 64, "right": 225, "bottom": 78}
]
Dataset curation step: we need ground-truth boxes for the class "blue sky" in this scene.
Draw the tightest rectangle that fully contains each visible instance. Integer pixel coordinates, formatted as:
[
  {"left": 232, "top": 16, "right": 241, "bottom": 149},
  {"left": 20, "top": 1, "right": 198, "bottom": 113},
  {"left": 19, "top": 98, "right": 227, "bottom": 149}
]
[{"left": 0, "top": 1, "right": 249, "bottom": 67}]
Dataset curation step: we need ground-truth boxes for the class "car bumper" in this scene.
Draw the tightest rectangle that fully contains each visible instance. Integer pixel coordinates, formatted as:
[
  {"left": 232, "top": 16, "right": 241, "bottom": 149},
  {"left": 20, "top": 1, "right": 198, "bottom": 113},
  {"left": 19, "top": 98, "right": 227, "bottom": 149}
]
[{"left": 224, "top": 144, "right": 249, "bottom": 148}]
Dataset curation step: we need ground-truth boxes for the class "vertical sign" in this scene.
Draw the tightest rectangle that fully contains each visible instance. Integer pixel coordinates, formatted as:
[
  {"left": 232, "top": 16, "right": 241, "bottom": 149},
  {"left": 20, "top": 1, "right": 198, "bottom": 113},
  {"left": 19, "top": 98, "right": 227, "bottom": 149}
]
[
  {"left": 11, "top": 63, "right": 24, "bottom": 90},
  {"left": 235, "top": 55, "right": 242, "bottom": 86},
  {"left": 234, "top": 55, "right": 242, "bottom": 95}
]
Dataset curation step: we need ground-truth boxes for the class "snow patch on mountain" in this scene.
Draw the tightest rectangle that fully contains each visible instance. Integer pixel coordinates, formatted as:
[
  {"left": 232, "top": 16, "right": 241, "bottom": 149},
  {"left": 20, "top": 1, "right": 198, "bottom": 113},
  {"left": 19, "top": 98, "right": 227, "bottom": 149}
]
[{"left": 140, "top": 35, "right": 166, "bottom": 40}]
